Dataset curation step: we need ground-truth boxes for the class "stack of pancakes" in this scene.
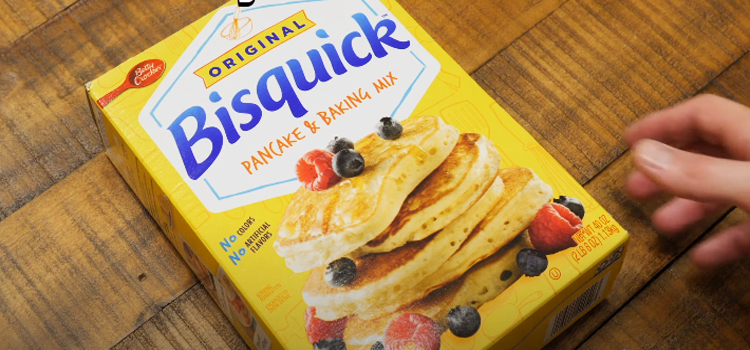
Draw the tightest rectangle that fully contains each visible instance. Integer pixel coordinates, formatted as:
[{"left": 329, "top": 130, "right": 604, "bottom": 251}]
[{"left": 274, "top": 115, "right": 553, "bottom": 348}]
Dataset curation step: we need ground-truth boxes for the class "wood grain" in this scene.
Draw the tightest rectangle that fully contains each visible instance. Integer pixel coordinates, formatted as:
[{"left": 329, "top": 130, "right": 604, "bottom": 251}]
[
  {"left": 0, "top": 0, "right": 565, "bottom": 223},
  {"left": 4, "top": 0, "right": 750, "bottom": 349},
  {"left": 0, "top": 0, "right": 77, "bottom": 49},
  {"left": 113, "top": 285, "right": 249, "bottom": 350},
  {"left": 0, "top": 0, "right": 228, "bottom": 221},
  {"left": 472, "top": 0, "right": 750, "bottom": 183},
  {"left": 559, "top": 49, "right": 750, "bottom": 350},
  {"left": 0, "top": 154, "right": 196, "bottom": 349},
  {"left": 398, "top": 0, "right": 566, "bottom": 73},
  {"left": 579, "top": 210, "right": 750, "bottom": 350}
]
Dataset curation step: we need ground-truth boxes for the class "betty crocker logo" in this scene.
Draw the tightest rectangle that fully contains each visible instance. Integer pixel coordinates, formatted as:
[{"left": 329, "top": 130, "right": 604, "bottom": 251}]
[{"left": 97, "top": 59, "right": 166, "bottom": 108}]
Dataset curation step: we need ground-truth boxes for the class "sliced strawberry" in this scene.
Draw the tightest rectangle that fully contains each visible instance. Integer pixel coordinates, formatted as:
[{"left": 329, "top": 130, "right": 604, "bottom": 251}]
[
  {"left": 296, "top": 150, "right": 341, "bottom": 191},
  {"left": 528, "top": 203, "right": 583, "bottom": 254},
  {"left": 384, "top": 313, "right": 441, "bottom": 350},
  {"left": 304, "top": 306, "right": 348, "bottom": 344}
]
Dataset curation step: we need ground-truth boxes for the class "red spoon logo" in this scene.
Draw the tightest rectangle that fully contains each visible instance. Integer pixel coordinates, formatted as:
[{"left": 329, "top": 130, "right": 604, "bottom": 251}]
[{"left": 97, "top": 59, "right": 166, "bottom": 108}]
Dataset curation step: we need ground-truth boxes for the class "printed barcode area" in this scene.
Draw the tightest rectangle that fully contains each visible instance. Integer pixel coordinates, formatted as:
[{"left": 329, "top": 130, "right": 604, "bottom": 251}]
[{"left": 544, "top": 273, "right": 610, "bottom": 343}]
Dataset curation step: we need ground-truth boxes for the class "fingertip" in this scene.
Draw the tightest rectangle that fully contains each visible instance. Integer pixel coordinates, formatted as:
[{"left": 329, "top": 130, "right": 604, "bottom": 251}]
[
  {"left": 624, "top": 126, "right": 638, "bottom": 148},
  {"left": 651, "top": 200, "right": 724, "bottom": 238},
  {"left": 688, "top": 249, "right": 711, "bottom": 269},
  {"left": 632, "top": 139, "right": 675, "bottom": 180},
  {"left": 624, "top": 170, "right": 661, "bottom": 200},
  {"left": 689, "top": 221, "right": 750, "bottom": 270},
  {"left": 651, "top": 209, "right": 681, "bottom": 237},
  {"left": 689, "top": 243, "right": 722, "bottom": 270}
]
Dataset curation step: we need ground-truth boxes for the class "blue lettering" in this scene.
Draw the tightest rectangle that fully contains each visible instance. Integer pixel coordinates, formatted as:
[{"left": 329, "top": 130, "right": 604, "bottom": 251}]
[
  {"left": 220, "top": 238, "right": 232, "bottom": 252},
  {"left": 170, "top": 13, "right": 415, "bottom": 179},
  {"left": 266, "top": 32, "right": 280, "bottom": 44},
  {"left": 216, "top": 107, "right": 240, "bottom": 144},
  {"left": 229, "top": 251, "right": 242, "bottom": 265},
  {"left": 353, "top": 13, "right": 410, "bottom": 58},
  {"left": 322, "top": 43, "right": 348, "bottom": 75},
  {"left": 287, "top": 49, "right": 332, "bottom": 91},
  {"left": 232, "top": 89, "right": 263, "bottom": 131},
  {"left": 211, "top": 92, "right": 240, "bottom": 144},
  {"left": 257, "top": 67, "right": 307, "bottom": 118},
  {"left": 168, "top": 106, "right": 223, "bottom": 180},
  {"left": 317, "top": 29, "right": 347, "bottom": 75},
  {"left": 342, "top": 32, "right": 371, "bottom": 67}
]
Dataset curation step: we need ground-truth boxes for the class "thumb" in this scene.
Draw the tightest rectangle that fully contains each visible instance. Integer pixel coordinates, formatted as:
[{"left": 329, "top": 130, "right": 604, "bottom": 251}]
[{"left": 632, "top": 139, "right": 750, "bottom": 208}]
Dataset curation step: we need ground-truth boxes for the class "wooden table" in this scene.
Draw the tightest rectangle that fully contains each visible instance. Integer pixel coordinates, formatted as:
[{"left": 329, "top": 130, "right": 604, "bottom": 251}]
[{"left": 1, "top": 0, "right": 750, "bottom": 349}]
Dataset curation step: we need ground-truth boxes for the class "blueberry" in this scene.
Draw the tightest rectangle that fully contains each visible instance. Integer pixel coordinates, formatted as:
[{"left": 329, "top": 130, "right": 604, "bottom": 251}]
[
  {"left": 313, "top": 338, "right": 346, "bottom": 350},
  {"left": 375, "top": 117, "right": 403, "bottom": 140},
  {"left": 553, "top": 196, "right": 585, "bottom": 219},
  {"left": 516, "top": 248, "right": 548, "bottom": 277},
  {"left": 325, "top": 258, "right": 357, "bottom": 287},
  {"left": 326, "top": 137, "right": 355, "bottom": 154},
  {"left": 448, "top": 306, "right": 481, "bottom": 338},
  {"left": 333, "top": 149, "right": 365, "bottom": 178},
  {"left": 370, "top": 341, "right": 384, "bottom": 350}
]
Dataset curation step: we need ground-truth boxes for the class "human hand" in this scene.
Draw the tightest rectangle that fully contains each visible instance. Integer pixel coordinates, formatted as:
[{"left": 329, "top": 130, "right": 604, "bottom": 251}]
[{"left": 624, "top": 94, "right": 750, "bottom": 269}]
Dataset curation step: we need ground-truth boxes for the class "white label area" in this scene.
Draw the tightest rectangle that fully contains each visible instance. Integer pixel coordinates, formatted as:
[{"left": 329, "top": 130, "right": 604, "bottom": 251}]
[{"left": 139, "top": 0, "right": 441, "bottom": 213}]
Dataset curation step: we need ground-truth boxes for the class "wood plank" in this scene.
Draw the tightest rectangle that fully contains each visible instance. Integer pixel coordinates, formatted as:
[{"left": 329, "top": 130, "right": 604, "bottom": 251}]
[
  {"left": 0, "top": 154, "right": 196, "bottom": 349},
  {"left": 555, "top": 48, "right": 750, "bottom": 350},
  {"left": 398, "top": 0, "right": 567, "bottom": 73},
  {"left": 471, "top": 0, "right": 750, "bottom": 183},
  {"left": 579, "top": 209, "right": 750, "bottom": 350},
  {"left": 113, "top": 285, "right": 249, "bottom": 350},
  {"left": 0, "top": 0, "right": 565, "bottom": 223},
  {"left": 0, "top": 0, "right": 230, "bottom": 221},
  {"left": 0, "top": 0, "right": 78, "bottom": 49}
]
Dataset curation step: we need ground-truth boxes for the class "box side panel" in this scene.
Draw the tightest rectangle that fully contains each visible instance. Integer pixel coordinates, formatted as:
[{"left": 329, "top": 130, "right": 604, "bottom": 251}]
[{"left": 87, "top": 86, "right": 282, "bottom": 350}]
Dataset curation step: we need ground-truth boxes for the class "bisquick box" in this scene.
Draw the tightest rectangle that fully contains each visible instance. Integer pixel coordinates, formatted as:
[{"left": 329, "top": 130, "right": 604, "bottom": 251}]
[{"left": 86, "top": 1, "right": 629, "bottom": 349}]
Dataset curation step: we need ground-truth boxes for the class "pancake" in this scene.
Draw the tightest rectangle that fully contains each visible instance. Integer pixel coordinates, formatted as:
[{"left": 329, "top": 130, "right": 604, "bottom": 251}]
[
  {"left": 356, "top": 167, "right": 553, "bottom": 320},
  {"left": 303, "top": 175, "right": 506, "bottom": 321},
  {"left": 344, "top": 233, "right": 532, "bottom": 347},
  {"left": 274, "top": 115, "right": 460, "bottom": 272},
  {"left": 353, "top": 133, "right": 501, "bottom": 257}
]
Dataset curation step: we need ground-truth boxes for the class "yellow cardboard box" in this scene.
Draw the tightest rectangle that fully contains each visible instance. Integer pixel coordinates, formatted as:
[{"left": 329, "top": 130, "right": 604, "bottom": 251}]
[{"left": 86, "top": 1, "right": 629, "bottom": 349}]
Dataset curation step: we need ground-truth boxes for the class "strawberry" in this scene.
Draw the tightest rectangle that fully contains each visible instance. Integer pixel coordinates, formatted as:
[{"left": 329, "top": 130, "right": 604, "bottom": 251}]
[
  {"left": 304, "top": 306, "right": 348, "bottom": 344},
  {"left": 296, "top": 150, "right": 341, "bottom": 191},
  {"left": 384, "top": 313, "right": 441, "bottom": 350},
  {"left": 528, "top": 203, "right": 583, "bottom": 254}
]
